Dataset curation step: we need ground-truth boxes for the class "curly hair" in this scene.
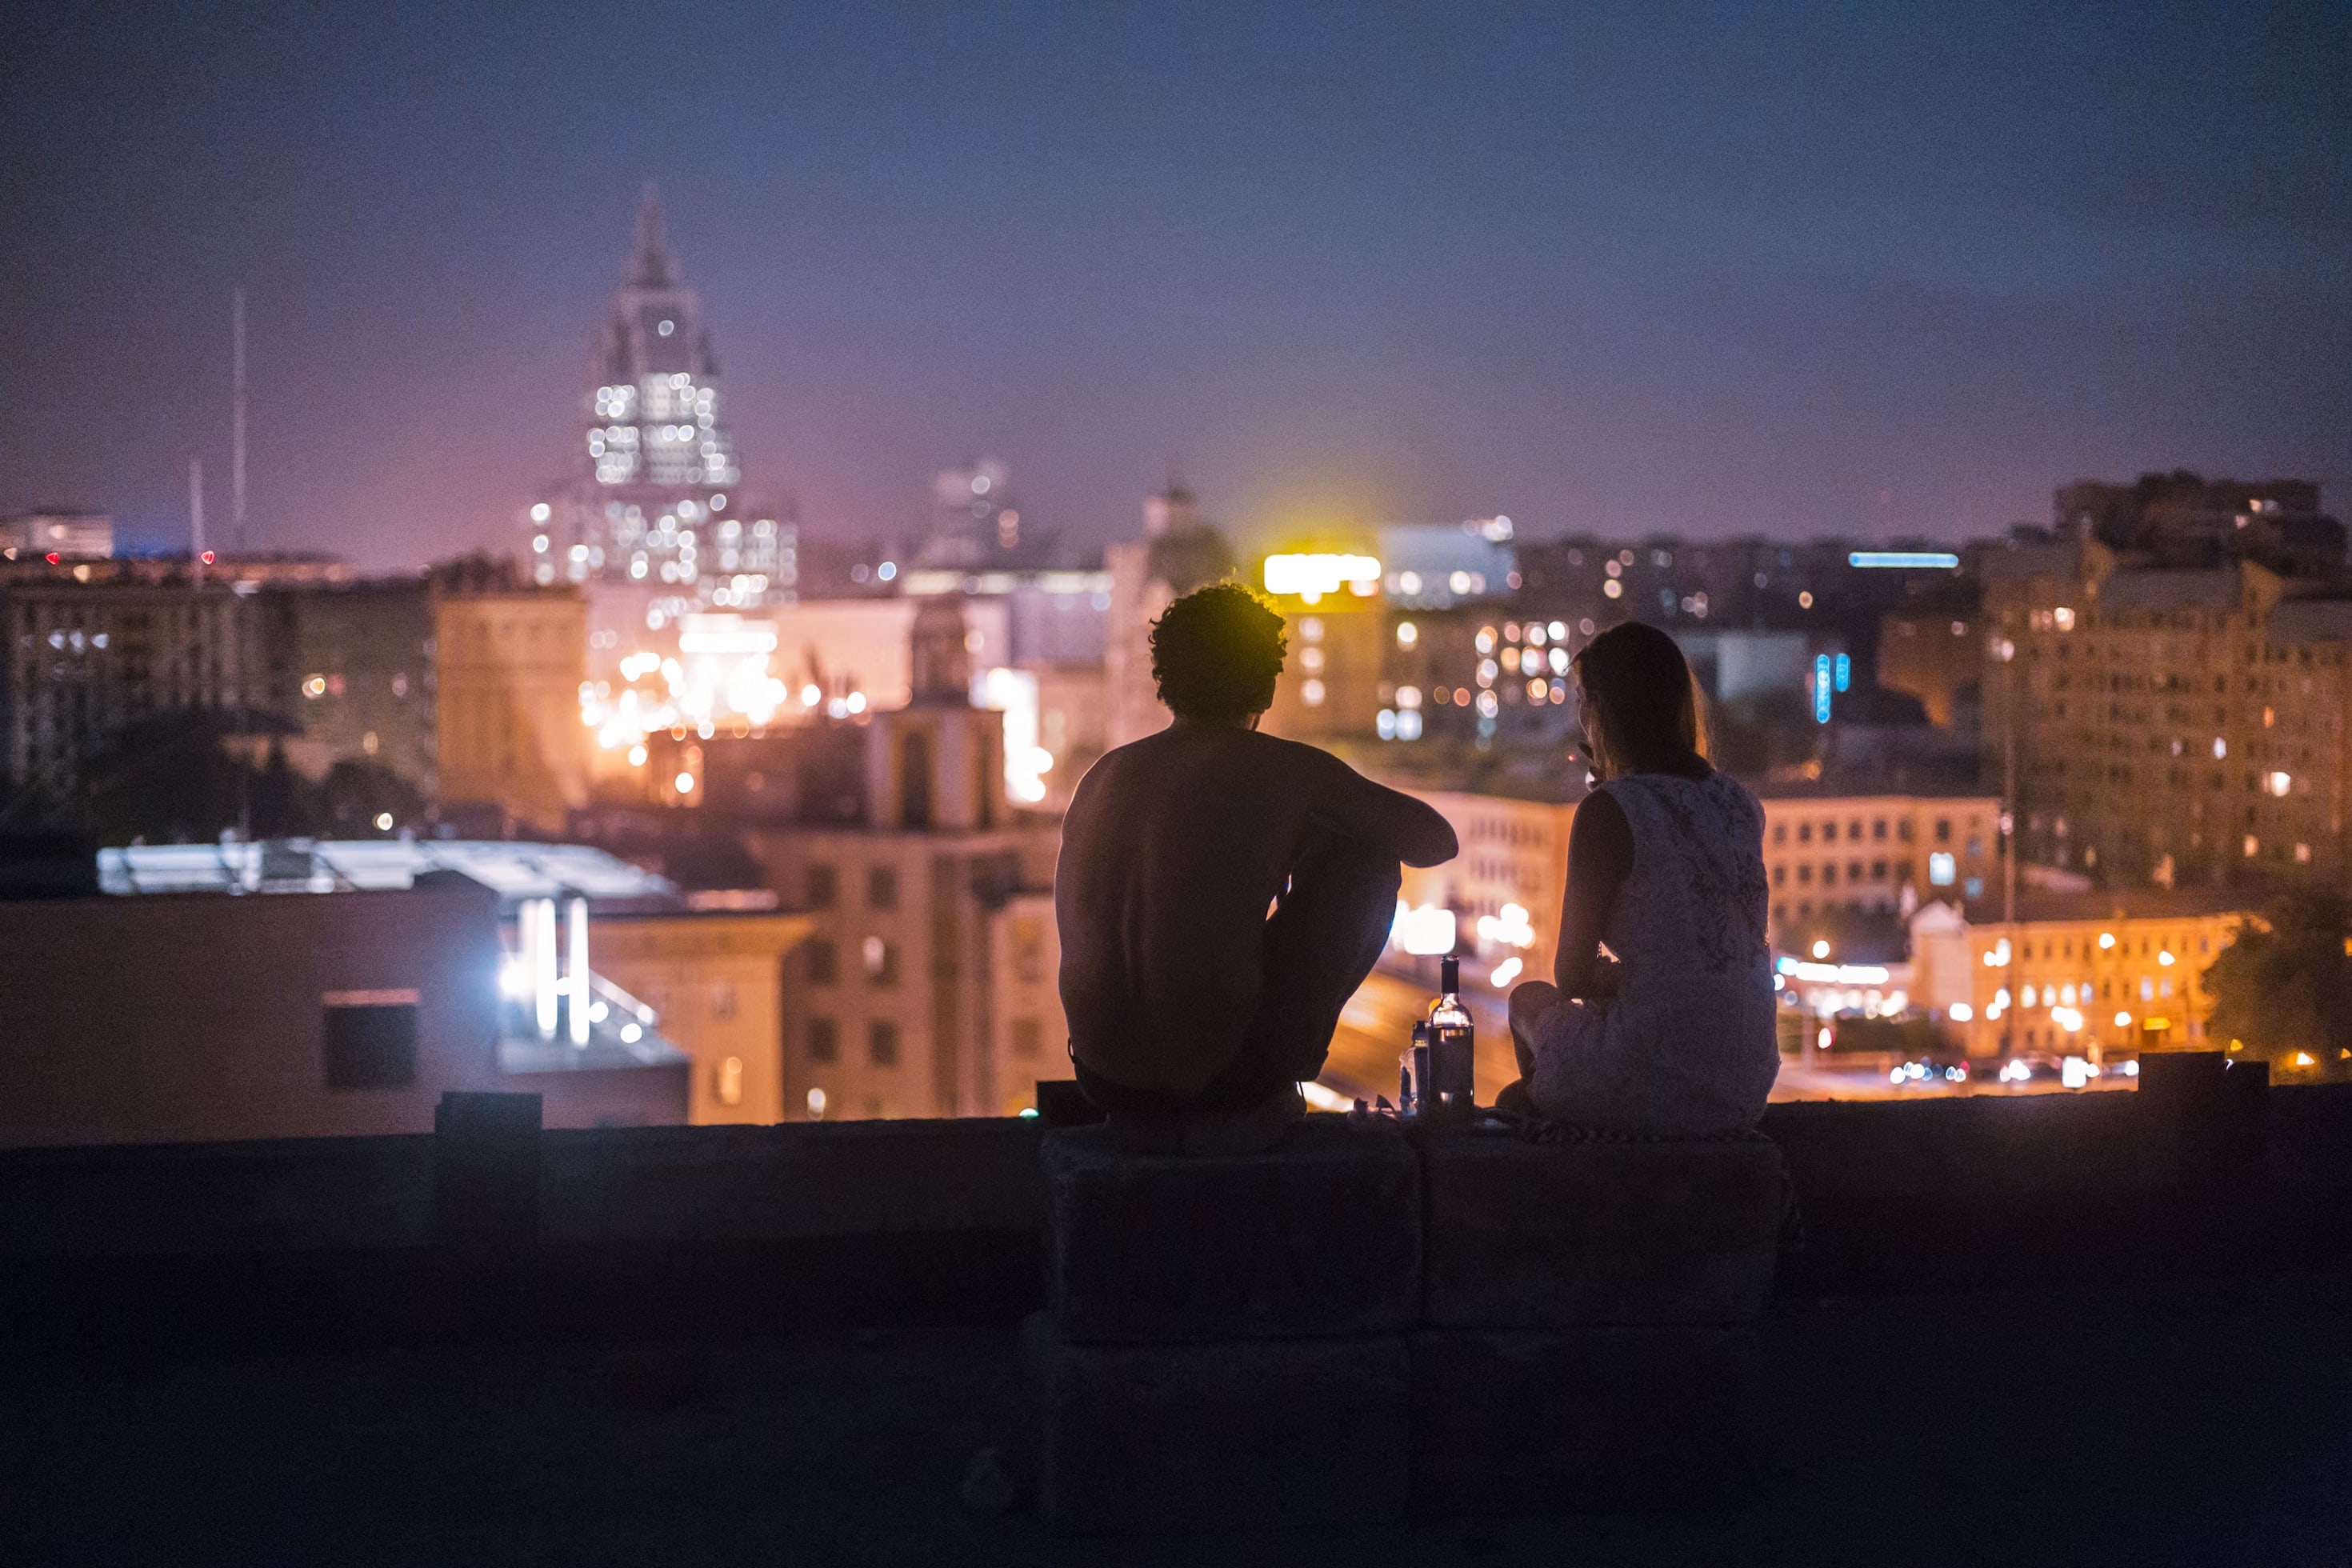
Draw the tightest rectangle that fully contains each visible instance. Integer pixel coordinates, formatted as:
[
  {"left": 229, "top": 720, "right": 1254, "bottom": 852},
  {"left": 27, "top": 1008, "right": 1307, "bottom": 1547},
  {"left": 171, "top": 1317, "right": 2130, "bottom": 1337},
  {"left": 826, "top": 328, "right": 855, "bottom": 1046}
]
[{"left": 1149, "top": 582, "right": 1288, "bottom": 721}]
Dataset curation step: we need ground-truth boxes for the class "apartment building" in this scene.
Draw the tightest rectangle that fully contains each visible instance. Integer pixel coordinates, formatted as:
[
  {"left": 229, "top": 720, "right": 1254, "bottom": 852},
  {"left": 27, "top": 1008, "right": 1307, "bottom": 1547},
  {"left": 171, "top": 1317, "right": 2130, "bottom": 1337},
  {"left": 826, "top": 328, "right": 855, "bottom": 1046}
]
[
  {"left": 1396, "top": 787, "right": 1577, "bottom": 983},
  {"left": 431, "top": 558, "right": 590, "bottom": 834},
  {"left": 746, "top": 599, "right": 1059, "bottom": 1121},
  {"left": 1758, "top": 787, "right": 1999, "bottom": 946},
  {"left": 1910, "top": 889, "right": 2251, "bottom": 1061}
]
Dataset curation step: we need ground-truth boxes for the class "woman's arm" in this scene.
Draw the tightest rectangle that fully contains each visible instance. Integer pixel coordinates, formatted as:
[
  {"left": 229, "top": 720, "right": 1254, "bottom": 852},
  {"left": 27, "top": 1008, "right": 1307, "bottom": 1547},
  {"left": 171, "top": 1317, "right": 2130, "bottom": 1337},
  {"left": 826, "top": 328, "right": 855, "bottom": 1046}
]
[{"left": 1553, "top": 790, "right": 1633, "bottom": 996}]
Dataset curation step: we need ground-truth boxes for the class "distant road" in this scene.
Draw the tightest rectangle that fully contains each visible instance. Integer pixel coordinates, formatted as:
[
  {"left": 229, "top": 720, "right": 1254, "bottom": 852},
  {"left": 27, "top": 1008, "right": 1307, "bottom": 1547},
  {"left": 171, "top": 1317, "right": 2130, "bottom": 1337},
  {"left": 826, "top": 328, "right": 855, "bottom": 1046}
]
[{"left": 1315, "top": 967, "right": 2130, "bottom": 1106}]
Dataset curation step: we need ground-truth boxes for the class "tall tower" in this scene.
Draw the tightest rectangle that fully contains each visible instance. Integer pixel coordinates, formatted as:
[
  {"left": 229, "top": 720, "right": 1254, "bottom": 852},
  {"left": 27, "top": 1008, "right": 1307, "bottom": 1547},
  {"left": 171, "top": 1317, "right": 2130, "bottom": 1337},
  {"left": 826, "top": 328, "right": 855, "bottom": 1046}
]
[{"left": 526, "top": 186, "right": 784, "bottom": 613}]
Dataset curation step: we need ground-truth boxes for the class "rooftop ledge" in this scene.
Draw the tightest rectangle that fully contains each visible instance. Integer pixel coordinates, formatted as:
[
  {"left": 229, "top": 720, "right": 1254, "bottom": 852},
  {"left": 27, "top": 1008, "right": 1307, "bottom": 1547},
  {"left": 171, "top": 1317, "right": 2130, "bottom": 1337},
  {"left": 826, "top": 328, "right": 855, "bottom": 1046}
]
[{"left": 0, "top": 1079, "right": 2346, "bottom": 1361}]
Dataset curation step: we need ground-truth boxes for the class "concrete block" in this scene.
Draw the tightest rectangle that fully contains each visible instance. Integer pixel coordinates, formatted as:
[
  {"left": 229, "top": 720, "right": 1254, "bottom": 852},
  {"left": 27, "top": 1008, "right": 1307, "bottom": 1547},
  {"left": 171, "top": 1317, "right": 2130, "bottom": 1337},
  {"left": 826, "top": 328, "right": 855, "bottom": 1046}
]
[
  {"left": 1410, "top": 1326, "right": 1761, "bottom": 1514},
  {"left": 434, "top": 1091, "right": 542, "bottom": 1245},
  {"left": 1422, "top": 1128, "right": 1781, "bottom": 1328},
  {"left": 1031, "top": 1317, "right": 1409, "bottom": 1535},
  {"left": 1043, "top": 1119, "right": 1420, "bottom": 1343}
]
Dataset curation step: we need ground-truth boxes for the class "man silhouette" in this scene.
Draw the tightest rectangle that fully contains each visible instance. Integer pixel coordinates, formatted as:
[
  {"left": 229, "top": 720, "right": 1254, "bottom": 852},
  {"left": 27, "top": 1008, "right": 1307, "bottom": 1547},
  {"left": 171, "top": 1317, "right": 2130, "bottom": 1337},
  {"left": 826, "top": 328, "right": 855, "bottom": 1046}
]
[{"left": 1056, "top": 583, "right": 1457, "bottom": 1143}]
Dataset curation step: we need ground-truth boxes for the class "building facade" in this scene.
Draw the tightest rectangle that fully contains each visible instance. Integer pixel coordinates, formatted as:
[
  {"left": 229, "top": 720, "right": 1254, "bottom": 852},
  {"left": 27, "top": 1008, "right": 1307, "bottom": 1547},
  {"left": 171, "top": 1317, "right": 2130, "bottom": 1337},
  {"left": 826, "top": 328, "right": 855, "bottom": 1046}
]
[
  {"left": 260, "top": 580, "right": 437, "bottom": 790},
  {"left": 431, "top": 562, "right": 590, "bottom": 834},
  {"left": 6, "top": 842, "right": 707, "bottom": 1148},
  {"left": 592, "top": 908, "right": 816, "bottom": 1126},
  {"left": 0, "top": 576, "right": 269, "bottom": 794},
  {"left": 526, "top": 186, "right": 786, "bottom": 619},
  {"left": 1758, "top": 789, "right": 2000, "bottom": 945},
  {"left": 1395, "top": 787, "right": 1576, "bottom": 985},
  {"left": 1910, "top": 890, "right": 2252, "bottom": 1062},
  {"left": 1102, "top": 486, "right": 1236, "bottom": 750},
  {"left": 744, "top": 601, "right": 1058, "bottom": 1121},
  {"left": 1982, "top": 536, "right": 2352, "bottom": 888},
  {"left": 0, "top": 511, "right": 114, "bottom": 561}
]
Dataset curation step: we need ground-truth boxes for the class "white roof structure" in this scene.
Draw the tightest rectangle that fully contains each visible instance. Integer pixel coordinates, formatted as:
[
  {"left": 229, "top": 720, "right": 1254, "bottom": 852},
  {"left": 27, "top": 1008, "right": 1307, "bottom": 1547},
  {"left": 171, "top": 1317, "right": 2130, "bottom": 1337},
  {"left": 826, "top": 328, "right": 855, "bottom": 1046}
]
[{"left": 98, "top": 839, "right": 680, "bottom": 906}]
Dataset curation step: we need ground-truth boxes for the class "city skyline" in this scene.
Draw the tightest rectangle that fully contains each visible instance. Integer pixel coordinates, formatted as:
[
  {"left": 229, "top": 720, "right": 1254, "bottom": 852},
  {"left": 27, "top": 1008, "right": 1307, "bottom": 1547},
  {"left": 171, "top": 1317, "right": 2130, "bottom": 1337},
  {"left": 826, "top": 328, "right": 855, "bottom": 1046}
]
[{"left": 6, "top": 2, "right": 2350, "bottom": 567}]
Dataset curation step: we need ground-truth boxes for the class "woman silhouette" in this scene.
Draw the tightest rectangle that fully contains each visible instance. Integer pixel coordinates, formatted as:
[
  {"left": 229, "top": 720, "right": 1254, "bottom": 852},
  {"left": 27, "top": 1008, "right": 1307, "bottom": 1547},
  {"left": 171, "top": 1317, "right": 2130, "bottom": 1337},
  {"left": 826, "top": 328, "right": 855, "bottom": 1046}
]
[{"left": 1505, "top": 622, "right": 1778, "bottom": 1133}]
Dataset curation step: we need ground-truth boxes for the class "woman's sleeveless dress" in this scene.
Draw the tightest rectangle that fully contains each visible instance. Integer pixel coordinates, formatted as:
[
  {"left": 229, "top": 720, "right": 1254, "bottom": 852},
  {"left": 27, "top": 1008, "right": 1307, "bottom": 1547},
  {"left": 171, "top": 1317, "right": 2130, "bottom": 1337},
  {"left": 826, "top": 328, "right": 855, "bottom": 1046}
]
[{"left": 1525, "top": 771, "right": 1779, "bottom": 1134}]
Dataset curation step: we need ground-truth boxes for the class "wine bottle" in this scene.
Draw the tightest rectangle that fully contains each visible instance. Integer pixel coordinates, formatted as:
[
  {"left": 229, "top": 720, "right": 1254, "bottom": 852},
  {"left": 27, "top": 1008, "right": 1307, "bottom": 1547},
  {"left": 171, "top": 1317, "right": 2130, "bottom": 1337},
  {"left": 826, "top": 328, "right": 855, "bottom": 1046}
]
[{"left": 1426, "top": 956, "right": 1475, "bottom": 1114}]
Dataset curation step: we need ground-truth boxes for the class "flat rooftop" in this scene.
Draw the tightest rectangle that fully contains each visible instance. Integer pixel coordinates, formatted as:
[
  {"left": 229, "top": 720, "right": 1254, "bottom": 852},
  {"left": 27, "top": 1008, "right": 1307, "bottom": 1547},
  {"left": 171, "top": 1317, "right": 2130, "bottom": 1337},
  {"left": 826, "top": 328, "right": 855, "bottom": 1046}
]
[{"left": 98, "top": 838, "right": 682, "bottom": 906}]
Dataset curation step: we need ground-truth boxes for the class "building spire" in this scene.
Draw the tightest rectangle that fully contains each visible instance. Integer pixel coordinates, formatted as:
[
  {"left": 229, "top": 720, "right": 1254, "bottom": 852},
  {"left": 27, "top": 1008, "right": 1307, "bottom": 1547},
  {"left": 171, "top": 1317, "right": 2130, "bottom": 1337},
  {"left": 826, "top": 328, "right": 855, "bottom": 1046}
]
[{"left": 631, "top": 182, "right": 674, "bottom": 289}]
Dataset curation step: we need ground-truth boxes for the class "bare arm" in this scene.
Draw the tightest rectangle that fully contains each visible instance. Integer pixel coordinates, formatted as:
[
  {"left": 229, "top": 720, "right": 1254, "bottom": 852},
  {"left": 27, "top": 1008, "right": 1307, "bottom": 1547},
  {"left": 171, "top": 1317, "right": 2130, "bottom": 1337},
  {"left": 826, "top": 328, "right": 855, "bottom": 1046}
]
[
  {"left": 1302, "top": 751, "right": 1458, "bottom": 867},
  {"left": 1553, "top": 790, "right": 1634, "bottom": 995}
]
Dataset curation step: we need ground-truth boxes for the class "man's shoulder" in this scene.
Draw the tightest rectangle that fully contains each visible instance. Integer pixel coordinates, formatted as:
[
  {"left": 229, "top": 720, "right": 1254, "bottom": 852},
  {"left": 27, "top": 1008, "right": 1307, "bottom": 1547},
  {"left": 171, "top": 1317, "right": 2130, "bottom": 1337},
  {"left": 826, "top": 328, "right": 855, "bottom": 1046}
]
[{"left": 1081, "top": 726, "right": 1338, "bottom": 802}]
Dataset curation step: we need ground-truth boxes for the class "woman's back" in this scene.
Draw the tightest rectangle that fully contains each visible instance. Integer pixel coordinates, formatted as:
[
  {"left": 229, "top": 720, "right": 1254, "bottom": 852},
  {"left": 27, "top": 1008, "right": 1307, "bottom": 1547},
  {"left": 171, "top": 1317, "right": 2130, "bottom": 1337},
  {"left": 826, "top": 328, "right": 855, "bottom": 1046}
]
[
  {"left": 1526, "top": 770, "right": 1778, "bottom": 1134},
  {"left": 1598, "top": 771, "right": 1770, "bottom": 998}
]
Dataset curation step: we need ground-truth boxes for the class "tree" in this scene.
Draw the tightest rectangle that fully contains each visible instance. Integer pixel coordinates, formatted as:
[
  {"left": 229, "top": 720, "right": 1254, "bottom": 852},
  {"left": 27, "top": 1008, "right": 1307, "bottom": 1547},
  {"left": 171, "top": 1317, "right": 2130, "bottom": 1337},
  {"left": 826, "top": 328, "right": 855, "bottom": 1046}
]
[
  {"left": 2203, "top": 894, "right": 2352, "bottom": 1081},
  {"left": 79, "top": 710, "right": 265, "bottom": 846},
  {"left": 319, "top": 758, "right": 426, "bottom": 836}
]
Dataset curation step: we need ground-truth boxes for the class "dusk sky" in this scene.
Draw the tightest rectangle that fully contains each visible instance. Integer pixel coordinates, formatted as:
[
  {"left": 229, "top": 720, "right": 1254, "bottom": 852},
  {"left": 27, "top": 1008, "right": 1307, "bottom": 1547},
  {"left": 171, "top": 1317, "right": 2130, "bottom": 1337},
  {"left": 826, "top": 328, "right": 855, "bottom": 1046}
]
[{"left": 6, "top": 2, "right": 2348, "bottom": 567}]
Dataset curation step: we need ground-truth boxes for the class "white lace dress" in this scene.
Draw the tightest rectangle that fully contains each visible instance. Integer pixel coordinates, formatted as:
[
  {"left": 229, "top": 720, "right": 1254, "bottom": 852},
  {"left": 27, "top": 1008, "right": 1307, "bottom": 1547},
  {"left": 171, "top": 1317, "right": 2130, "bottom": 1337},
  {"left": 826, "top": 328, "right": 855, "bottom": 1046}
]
[{"left": 1523, "top": 771, "right": 1780, "bottom": 1134}]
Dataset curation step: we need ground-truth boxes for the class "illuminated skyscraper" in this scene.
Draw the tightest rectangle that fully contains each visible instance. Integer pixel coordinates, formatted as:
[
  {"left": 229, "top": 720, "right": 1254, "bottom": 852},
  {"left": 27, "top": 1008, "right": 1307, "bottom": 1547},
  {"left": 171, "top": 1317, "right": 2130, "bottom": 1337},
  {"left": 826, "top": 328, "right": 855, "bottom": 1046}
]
[{"left": 526, "top": 186, "right": 788, "bottom": 617}]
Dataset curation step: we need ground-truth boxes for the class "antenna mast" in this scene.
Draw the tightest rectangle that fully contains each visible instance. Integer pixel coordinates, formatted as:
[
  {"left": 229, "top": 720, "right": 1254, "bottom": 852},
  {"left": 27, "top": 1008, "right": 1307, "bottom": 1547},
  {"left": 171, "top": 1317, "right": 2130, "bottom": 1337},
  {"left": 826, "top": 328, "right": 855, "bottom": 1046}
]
[
  {"left": 190, "top": 458, "right": 206, "bottom": 566},
  {"left": 232, "top": 286, "right": 247, "bottom": 551}
]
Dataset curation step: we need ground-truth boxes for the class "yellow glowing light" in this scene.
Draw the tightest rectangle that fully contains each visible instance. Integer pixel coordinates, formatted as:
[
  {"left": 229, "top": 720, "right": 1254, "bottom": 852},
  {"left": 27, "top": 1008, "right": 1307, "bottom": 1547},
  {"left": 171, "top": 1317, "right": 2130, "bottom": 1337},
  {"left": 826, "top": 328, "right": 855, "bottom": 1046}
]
[
  {"left": 1475, "top": 902, "right": 1536, "bottom": 950},
  {"left": 2098, "top": 932, "right": 2116, "bottom": 950},
  {"left": 1262, "top": 553, "right": 1381, "bottom": 598},
  {"left": 627, "top": 745, "right": 648, "bottom": 766},
  {"left": 674, "top": 772, "right": 696, "bottom": 794},
  {"left": 1391, "top": 901, "right": 1457, "bottom": 956}
]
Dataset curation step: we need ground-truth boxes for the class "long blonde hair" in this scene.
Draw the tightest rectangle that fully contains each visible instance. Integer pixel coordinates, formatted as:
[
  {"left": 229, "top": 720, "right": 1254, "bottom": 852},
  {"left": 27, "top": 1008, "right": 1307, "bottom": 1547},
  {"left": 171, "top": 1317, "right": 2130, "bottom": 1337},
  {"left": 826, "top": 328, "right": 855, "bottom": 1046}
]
[{"left": 1572, "top": 622, "right": 1708, "bottom": 778}]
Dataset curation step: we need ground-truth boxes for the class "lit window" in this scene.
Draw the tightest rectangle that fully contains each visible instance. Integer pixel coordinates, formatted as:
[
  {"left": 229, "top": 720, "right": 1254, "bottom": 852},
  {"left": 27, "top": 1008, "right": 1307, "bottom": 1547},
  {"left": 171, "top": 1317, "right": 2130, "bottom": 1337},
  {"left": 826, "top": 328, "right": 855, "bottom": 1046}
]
[
  {"left": 715, "top": 1056, "right": 744, "bottom": 1106},
  {"left": 1929, "top": 853, "right": 1956, "bottom": 886}
]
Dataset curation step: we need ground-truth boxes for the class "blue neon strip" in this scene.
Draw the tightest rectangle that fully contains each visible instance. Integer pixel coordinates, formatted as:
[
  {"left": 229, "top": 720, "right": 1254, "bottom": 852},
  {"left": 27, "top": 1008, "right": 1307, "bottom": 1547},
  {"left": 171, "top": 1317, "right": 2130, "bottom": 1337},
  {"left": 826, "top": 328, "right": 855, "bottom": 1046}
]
[{"left": 1848, "top": 551, "right": 1960, "bottom": 569}]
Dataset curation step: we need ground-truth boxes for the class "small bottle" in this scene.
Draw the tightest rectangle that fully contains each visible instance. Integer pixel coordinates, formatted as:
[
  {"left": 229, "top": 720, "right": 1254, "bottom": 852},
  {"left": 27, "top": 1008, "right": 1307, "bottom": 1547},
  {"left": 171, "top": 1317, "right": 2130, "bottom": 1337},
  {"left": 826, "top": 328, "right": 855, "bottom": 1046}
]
[
  {"left": 1426, "top": 957, "right": 1475, "bottom": 1115},
  {"left": 1405, "top": 1022, "right": 1431, "bottom": 1116}
]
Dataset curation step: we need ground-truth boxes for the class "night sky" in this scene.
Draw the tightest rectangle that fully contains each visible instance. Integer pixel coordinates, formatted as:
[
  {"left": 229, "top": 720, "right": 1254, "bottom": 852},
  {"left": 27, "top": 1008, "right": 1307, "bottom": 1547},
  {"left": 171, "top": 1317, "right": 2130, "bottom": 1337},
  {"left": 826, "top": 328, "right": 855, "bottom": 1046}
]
[{"left": 6, "top": 2, "right": 2348, "bottom": 567}]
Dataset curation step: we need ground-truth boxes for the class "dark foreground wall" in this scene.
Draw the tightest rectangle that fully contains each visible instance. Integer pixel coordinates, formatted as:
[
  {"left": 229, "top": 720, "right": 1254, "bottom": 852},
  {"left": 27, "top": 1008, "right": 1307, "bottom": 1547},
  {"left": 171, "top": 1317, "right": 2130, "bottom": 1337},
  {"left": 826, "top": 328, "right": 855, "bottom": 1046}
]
[{"left": 3, "top": 1084, "right": 2349, "bottom": 1358}]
